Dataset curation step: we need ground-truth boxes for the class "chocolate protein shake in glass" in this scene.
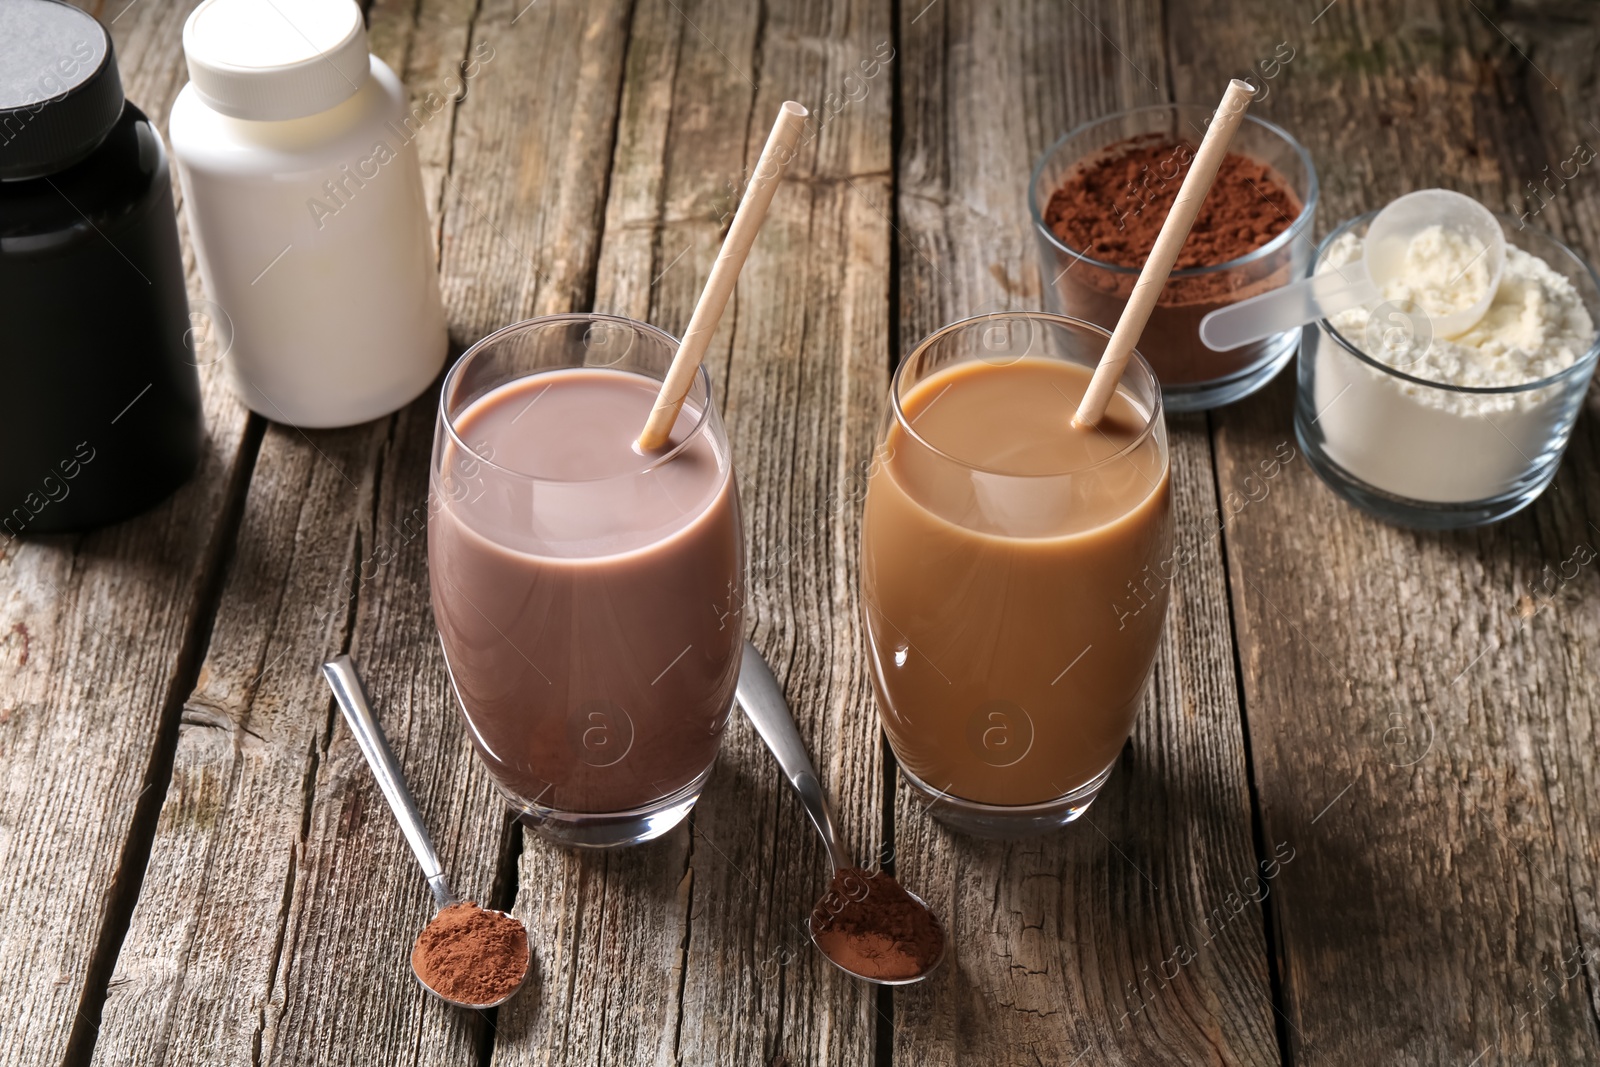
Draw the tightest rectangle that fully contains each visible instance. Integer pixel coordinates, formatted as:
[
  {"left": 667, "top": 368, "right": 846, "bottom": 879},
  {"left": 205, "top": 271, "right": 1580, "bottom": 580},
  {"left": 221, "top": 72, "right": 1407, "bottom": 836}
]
[
  {"left": 862, "top": 312, "right": 1172, "bottom": 837},
  {"left": 429, "top": 314, "right": 743, "bottom": 848}
]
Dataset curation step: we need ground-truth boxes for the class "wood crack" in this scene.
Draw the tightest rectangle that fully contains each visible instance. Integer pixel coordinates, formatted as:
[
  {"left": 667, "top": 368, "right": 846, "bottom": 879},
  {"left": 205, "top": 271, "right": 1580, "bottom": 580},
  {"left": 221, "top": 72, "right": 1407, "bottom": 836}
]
[
  {"left": 59, "top": 414, "right": 267, "bottom": 1067},
  {"left": 429, "top": 0, "right": 488, "bottom": 271},
  {"left": 249, "top": 415, "right": 376, "bottom": 1067},
  {"left": 1204, "top": 408, "right": 1291, "bottom": 1062},
  {"left": 879, "top": 3, "right": 905, "bottom": 1045},
  {"left": 671, "top": 828, "right": 696, "bottom": 1064},
  {"left": 577, "top": 0, "right": 640, "bottom": 314},
  {"left": 476, "top": 812, "right": 523, "bottom": 1067},
  {"left": 178, "top": 705, "right": 270, "bottom": 746},
  {"left": 252, "top": 738, "right": 318, "bottom": 1067},
  {"left": 593, "top": 855, "right": 614, "bottom": 1062},
  {"left": 554, "top": 861, "right": 589, "bottom": 1059}
]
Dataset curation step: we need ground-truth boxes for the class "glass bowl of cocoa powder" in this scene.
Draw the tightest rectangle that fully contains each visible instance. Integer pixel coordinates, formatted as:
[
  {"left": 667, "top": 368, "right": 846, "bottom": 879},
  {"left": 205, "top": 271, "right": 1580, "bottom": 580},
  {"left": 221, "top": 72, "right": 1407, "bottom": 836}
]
[{"left": 1030, "top": 104, "right": 1317, "bottom": 412}]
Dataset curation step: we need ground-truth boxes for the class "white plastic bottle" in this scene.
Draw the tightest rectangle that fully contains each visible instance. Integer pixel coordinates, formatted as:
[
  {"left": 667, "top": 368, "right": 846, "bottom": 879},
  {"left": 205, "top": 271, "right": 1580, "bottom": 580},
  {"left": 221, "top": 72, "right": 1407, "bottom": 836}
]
[{"left": 169, "top": 0, "right": 447, "bottom": 428}]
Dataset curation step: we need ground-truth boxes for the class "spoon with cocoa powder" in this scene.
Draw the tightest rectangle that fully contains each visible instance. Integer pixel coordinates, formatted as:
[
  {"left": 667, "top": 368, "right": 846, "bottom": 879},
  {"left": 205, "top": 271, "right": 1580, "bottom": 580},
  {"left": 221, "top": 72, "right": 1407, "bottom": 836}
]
[
  {"left": 735, "top": 642, "right": 946, "bottom": 984},
  {"left": 323, "top": 656, "right": 530, "bottom": 1009}
]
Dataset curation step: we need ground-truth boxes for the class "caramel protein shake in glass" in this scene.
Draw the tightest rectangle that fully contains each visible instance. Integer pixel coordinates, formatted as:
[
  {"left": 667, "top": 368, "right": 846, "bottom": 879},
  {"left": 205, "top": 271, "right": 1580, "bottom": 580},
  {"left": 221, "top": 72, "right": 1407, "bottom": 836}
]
[{"left": 861, "top": 312, "right": 1171, "bottom": 836}]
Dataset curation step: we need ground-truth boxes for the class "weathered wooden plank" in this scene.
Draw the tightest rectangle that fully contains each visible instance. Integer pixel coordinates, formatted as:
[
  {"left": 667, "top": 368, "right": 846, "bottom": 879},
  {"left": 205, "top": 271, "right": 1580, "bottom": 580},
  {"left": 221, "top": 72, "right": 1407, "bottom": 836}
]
[
  {"left": 365, "top": 0, "right": 481, "bottom": 258},
  {"left": 438, "top": 0, "right": 635, "bottom": 338},
  {"left": 27, "top": 3, "right": 1600, "bottom": 1066},
  {"left": 890, "top": 2, "right": 1281, "bottom": 1063},
  {"left": 257, "top": 414, "right": 506, "bottom": 1067},
  {"left": 85, "top": 1, "right": 635, "bottom": 1065},
  {"left": 89, "top": 422, "right": 396, "bottom": 1067},
  {"left": 0, "top": 2, "right": 256, "bottom": 1063},
  {"left": 489, "top": 0, "right": 894, "bottom": 1064},
  {"left": 1172, "top": 0, "right": 1600, "bottom": 1062}
]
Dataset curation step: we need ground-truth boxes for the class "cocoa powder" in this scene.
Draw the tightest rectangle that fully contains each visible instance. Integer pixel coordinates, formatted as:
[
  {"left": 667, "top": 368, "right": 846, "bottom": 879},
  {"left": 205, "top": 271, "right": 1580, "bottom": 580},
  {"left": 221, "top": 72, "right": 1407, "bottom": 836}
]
[
  {"left": 1041, "top": 133, "right": 1306, "bottom": 386},
  {"left": 1043, "top": 134, "right": 1299, "bottom": 270},
  {"left": 809, "top": 868, "right": 944, "bottom": 981},
  {"left": 411, "top": 901, "right": 529, "bottom": 1005}
]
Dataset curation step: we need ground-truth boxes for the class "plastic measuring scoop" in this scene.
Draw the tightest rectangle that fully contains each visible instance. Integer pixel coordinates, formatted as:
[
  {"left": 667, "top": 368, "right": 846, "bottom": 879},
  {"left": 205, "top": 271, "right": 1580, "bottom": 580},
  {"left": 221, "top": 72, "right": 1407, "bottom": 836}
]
[{"left": 1198, "top": 189, "right": 1506, "bottom": 351}]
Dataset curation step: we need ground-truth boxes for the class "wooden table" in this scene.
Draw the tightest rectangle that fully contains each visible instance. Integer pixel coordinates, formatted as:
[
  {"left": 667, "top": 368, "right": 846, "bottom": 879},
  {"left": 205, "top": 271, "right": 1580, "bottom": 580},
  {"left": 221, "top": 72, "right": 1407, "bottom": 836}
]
[{"left": 6, "top": 1, "right": 1599, "bottom": 1063}]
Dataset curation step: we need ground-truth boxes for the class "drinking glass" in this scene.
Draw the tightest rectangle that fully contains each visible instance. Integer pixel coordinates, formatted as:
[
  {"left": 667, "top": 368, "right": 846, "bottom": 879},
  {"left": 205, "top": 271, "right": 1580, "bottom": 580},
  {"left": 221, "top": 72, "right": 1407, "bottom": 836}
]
[
  {"left": 429, "top": 314, "right": 744, "bottom": 848},
  {"left": 861, "top": 312, "right": 1172, "bottom": 837},
  {"left": 1030, "top": 104, "right": 1317, "bottom": 411},
  {"left": 1297, "top": 211, "right": 1600, "bottom": 528}
]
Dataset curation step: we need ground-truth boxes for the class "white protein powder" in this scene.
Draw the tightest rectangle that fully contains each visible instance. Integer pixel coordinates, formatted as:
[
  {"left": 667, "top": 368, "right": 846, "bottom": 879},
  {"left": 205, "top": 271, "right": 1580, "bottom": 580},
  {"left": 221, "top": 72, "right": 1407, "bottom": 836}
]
[
  {"left": 1392, "top": 225, "right": 1493, "bottom": 317},
  {"left": 1311, "top": 228, "right": 1595, "bottom": 503}
]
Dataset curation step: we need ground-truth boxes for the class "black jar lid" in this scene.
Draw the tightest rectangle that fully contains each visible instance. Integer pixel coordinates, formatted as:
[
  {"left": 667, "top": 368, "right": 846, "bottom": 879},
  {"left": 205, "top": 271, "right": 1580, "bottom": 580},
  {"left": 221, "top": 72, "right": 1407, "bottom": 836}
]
[{"left": 0, "top": 0, "right": 125, "bottom": 181}]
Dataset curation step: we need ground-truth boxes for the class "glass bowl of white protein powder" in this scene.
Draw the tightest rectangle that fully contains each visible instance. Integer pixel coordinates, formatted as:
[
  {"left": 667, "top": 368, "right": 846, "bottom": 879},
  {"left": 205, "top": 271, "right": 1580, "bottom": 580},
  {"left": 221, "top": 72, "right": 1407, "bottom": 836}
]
[{"left": 1295, "top": 210, "right": 1599, "bottom": 528}]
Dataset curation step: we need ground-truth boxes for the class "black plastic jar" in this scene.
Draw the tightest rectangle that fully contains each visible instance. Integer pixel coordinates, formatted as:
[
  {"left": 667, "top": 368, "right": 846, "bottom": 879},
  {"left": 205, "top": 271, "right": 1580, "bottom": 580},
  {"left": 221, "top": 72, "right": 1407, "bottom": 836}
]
[{"left": 0, "top": 0, "right": 204, "bottom": 536}]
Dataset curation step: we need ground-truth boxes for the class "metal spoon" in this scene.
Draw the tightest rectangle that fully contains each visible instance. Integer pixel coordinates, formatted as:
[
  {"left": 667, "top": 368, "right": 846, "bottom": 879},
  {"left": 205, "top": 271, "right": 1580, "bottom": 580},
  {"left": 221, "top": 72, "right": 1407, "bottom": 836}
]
[
  {"left": 734, "top": 641, "right": 946, "bottom": 985},
  {"left": 321, "top": 654, "right": 530, "bottom": 1009}
]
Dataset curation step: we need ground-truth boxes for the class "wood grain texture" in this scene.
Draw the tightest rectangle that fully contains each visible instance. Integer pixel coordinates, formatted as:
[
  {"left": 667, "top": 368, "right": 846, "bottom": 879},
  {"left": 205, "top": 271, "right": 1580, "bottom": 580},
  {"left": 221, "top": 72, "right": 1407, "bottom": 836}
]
[
  {"left": 0, "top": 2, "right": 255, "bottom": 1064},
  {"left": 86, "top": 1, "right": 634, "bottom": 1065},
  {"left": 1169, "top": 0, "right": 1600, "bottom": 1062},
  {"left": 491, "top": 0, "right": 895, "bottom": 1063},
  {"left": 90, "top": 421, "right": 394, "bottom": 1067},
  {"left": 16, "top": 1, "right": 1600, "bottom": 1065},
  {"left": 257, "top": 406, "right": 508, "bottom": 1067},
  {"left": 437, "top": 0, "right": 636, "bottom": 339},
  {"left": 889, "top": 2, "right": 1280, "bottom": 1064}
]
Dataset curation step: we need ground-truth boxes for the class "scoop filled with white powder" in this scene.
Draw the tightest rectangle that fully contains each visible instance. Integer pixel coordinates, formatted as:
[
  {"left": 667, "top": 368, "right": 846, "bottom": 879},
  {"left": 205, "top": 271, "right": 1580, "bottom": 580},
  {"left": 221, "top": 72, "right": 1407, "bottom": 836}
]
[
  {"left": 1385, "top": 224, "right": 1494, "bottom": 319},
  {"left": 1304, "top": 215, "right": 1597, "bottom": 515}
]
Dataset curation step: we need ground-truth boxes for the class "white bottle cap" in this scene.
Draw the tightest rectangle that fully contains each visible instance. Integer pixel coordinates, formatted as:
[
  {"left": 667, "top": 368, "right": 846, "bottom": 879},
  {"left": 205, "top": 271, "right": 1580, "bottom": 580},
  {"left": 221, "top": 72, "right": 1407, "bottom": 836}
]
[{"left": 182, "top": 0, "right": 370, "bottom": 121}]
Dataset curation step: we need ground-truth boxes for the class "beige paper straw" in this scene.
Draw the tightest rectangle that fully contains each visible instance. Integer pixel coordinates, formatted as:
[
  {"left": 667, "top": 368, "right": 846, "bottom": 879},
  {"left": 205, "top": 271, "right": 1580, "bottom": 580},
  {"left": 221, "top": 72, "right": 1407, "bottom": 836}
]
[
  {"left": 637, "top": 101, "right": 810, "bottom": 450},
  {"left": 1073, "top": 79, "right": 1257, "bottom": 428}
]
